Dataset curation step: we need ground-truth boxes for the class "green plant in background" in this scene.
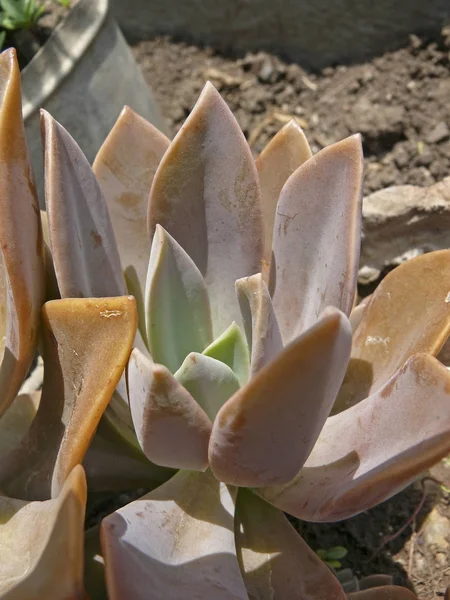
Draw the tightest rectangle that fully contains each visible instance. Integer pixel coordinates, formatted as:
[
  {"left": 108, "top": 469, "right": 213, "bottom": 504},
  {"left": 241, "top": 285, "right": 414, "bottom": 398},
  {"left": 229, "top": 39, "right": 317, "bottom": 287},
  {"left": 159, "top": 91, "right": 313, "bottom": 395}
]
[
  {"left": 0, "top": 29, "right": 5, "bottom": 49},
  {"left": 0, "top": 0, "right": 45, "bottom": 31},
  {"left": 317, "top": 546, "right": 348, "bottom": 570},
  {"left": 1, "top": 46, "right": 450, "bottom": 599}
]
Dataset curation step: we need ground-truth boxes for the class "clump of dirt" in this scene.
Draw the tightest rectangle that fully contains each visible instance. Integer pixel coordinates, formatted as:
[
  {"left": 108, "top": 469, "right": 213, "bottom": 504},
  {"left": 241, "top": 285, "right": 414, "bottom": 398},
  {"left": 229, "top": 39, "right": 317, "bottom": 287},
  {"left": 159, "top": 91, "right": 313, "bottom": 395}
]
[{"left": 133, "top": 28, "right": 450, "bottom": 196}]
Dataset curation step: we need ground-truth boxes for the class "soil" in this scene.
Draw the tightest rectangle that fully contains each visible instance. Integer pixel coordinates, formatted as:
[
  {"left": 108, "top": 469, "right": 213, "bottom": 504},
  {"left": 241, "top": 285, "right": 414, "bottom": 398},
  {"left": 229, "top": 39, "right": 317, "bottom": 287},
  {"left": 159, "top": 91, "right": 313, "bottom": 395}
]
[{"left": 131, "top": 32, "right": 450, "bottom": 599}]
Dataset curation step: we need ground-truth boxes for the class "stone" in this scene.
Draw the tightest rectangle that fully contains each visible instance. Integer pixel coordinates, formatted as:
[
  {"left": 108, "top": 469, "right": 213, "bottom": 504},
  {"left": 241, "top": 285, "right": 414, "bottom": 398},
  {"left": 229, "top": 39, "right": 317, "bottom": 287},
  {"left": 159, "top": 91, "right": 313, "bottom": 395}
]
[
  {"left": 427, "top": 121, "right": 450, "bottom": 144},
  {"left": 422, "top": 507, "right": 450, "bottom": 548}
]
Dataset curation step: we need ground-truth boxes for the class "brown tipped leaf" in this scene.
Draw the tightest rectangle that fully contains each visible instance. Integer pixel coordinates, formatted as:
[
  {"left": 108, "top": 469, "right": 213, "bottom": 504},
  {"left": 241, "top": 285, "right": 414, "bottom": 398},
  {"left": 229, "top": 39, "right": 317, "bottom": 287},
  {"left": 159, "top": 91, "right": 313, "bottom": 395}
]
[
  {"left": 148, "top": 81, "right": 264, "bottom": 336},
  {"left": 93, "top": 106, "right": 170, "bottom": 301},
  {"left": 0, "top": 296, "right": 137, "bottom": 500},
  {"left": 256, "top": 120, "right": 312, "bottom": 276},
  {"left": 261, "top": 353, "right": 450, "bottom": 522},
  {"left": 128, "top": 348, "right": 212, "bottom": 470},
  {"left": 208, "top": 309, "right": 352, "bottom": 487},
  {"left": 270, "top": 135, "right": 363, "bottom": 343},
  {"left": 101, "top": 470, "right": 249, "bottom": 600},
  {"left": 0, "top": 49, "right": 45, "bottom": 417},
  {"left": 0, "top": 465, "right": 86, "bottom": 599},
  {"left": 236, "top": 273, "right": 283, "bottom": 376}
]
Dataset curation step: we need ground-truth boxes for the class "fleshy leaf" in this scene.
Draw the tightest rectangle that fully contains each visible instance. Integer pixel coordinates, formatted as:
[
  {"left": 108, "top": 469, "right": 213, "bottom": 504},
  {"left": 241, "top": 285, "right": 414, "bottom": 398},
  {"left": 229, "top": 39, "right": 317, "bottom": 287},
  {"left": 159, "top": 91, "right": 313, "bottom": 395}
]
[
  {"left": 270, "top": 135, "right": 363, "bottom": 343},
  {"left": 235, "top": 488, "right": 346, "bottom": 600},
  {"left": 208, "top": 309, "right": 352, "bottom": 487},
  {"left": 203, "top": 322, "right": 250, "bottom": 387},
  {"left": 101, "top": 470, "right": 249, "bottom": 600},
  {"left": 0, "top": 465, "right": 86, "bottom": 599},
  {"left": 175, "top": 352, "right": 240, "bottom": 420},
  {"left": 42, "top": 110, "right": 126, "bottom": 298},
  {"left": 255, "top": 120, "right": 312, "bottom": 277},
  {"left": 0, "top": 49, "right": 45, "bottom": 417},
  {"left": 261, "top": 353, "right": 450, "bottom": 522},
  {"left": 145, "top": 225, "right": 213, "bottom": 372},
  {"left": 148, "top": 81, "right": 264, "bottom": 336},
  {"left": 236, "top": 273, "right": 283, "bottom": 376},
  {"left": 348, "top": 589, "right": 418, "bottom": 600},
  {"left": 128, "top": 348, "right": 212, "bottom": 470},
  {"left": 0, "top": 391, "right": 40, "bottom": 459},
  {"left": 93, "top": 106, "right": 170, "bottom": 303},
  {"left": 0, "top": 296, "right": 137, "bottom": 500},
  {"left": 335, "top": 250, "right": 450, "bottom": 413}
]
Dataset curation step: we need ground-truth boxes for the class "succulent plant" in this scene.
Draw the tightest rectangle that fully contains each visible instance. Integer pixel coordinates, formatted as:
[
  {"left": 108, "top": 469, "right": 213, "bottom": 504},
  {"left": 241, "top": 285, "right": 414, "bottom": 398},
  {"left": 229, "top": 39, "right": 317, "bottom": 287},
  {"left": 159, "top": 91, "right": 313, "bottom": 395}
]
[{"left": 0, "top": 46, "right": 449, "bottom": 599}]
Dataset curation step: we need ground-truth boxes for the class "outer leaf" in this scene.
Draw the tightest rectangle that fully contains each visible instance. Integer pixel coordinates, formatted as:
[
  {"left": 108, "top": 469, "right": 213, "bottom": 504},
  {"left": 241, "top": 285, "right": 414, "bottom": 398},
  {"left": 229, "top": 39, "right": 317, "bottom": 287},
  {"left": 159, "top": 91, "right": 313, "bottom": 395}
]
[
  {"left": 255, "top": 120, "right": 312, "bottom": 277},
  {"left": 270, "top": 135, "right": 363, "bottom": 343},
  {"left": 261, "top": 353, "right": 450, "bottom": 522},
  {"left": 335, "top": 250, "right": 450, "bottom": 413},
  {"left": 42, "top": 109, "right": 126, "bottom": 298},
  {"left": 101, "top": 470, "right": 249, "bottom": 600},
  {"left": 0, "top": 465, "right": 86, "bottom": 599},
  {"left": 208, "top": 309, "right": 352, "bottom": 487},
  {"left": 0, "top": 296, "right": 137, "bottom": 500},
  {"left": 0, "top": 391, "right": 40, "bottom": 459},
  {"left": 0, "top": 49, "right": 45, "bottom": 417},
  {"left": 203, "top": 322, "right": 250, "bottom": 387},
  {"left": 148, "top": 81, "right": 264, "bottom": 336},
  {"left": 235, "top": 489, "right": 346, "bottom": 600},
  {"left": 128, "top": 348, "right": 212, "bottom": 470},
  {"left": 93, "top": 106, "right": 170, "bottom": 302},
  {"left": 236, "top": 273, "right": 283, "bottom": 376},
  {"left": 145, "top": 225, "right": 213, "bottom": 372},
  {"left": 348, "top": 589, "right": 418, "bottom": 600},
  {"left": 175, "top": 352, "right": 241, "bottom": 420}
]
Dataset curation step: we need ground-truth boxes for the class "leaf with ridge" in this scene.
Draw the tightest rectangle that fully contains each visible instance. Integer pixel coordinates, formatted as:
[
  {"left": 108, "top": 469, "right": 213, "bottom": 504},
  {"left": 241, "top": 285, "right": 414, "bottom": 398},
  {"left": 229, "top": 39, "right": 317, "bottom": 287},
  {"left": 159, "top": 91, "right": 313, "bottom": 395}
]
[
  {"left": 236, "top": 273, "right": 283, "bottom": 376},
  {"left": 270, "top": 135, "right": 363, "bottom": 343},
  {"left": 208, "top": 309, "right": 352, "bottom": 487},
  {"left": 334, "top": 250, "right": 450, "bottom": 413},
  {"left": 0, "top": 465, "right": 86, "bottom": 599},
  {"left": 255, "top": 120, "right": 312, "bottom": 277},
  {"left": 0, "top": 296, "right": 137, "bottom": 500},
  {"left": 175, "top": 352, "right": 240, "bottom": 420},
  {"left": 148, "top": 81, "right": 264, "bottom": 336},
  {"left": 260, "top": 353, "right": 450, "bottom": 522},
  {"left": 145, "top": 225, "right": 213, "bottom": 372},
  {"left": 0, "top": 49, "right": 45, "bottom": 417},
  {"left": 128, "top": 348, "right": 212, "bottom": 470},
  {"left": 93, "top": 106, "right": 170, "bottom": 323},
  {"left": 235, "top": 488, "right": 346, "bottom": 600},
  {"left": 203, "top": 322, "right": 250, "bottom": 387},
  {"left": 101, "top": 470, "right": 249, "bottom": 600}
]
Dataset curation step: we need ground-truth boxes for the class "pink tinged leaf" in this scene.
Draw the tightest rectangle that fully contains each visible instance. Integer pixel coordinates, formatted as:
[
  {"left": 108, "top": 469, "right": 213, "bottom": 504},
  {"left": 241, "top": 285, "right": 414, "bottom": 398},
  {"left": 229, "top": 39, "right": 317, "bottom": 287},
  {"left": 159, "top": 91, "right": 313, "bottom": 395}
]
[
  {"left": 148, "top": 81, "right": 264, "bottom": 336},
  {"left": 0, "top": 49, "right": 46, "bottom": 417},
  {"left": 236, "top": 273, "right": 283, "bottom": 377},
  {"left": 261, "top": 353, "right": 450, "bottom": 522},
  {"left": 208, "top": 309, "right": 352, "bottom": 487},
  {"left": 101, "top": 469, "right": 249, "bottom": 600},
  {"left": 93, "top": 106, "right": 170, "bottom": 306},
  {"left": 348, "top": 588, "right": 418, "bottom": 600},
  {"left": 175, "top": 352, "right": 241, "bottom": 420},
  {"left": 235, "top": 489, "right": 346, "bottom": 600},
  {"left": 335, "top": 250, "right": 450, "bottom": 413},
  {"left": 255, "top": 120, "right": 312, "bottom": 278},
  {"left": 0, "top": 465, "right": 86, "bottom": 600},
  {"left": 128, "top": 348, "right": 212, "bottom": 470},
  {"left": 0, "top": 296, "right": 137, "bottom": 500},
  {"left": 145, "top": 225, "right": 213, "bottom": 372},
  {"left": 41, "top": 110, "right": 126, "bottom": 298},
  {"left": 270, "top": 135, "right": 363, "bottom": 343}
]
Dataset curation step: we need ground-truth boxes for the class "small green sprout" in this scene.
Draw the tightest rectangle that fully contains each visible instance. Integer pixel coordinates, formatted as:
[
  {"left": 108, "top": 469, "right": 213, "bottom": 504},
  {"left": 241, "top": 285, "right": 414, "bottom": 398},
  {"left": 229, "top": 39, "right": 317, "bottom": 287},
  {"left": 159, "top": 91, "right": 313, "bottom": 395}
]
[{"left": 317, "top": 546, "right": 348, "bottom": 570}]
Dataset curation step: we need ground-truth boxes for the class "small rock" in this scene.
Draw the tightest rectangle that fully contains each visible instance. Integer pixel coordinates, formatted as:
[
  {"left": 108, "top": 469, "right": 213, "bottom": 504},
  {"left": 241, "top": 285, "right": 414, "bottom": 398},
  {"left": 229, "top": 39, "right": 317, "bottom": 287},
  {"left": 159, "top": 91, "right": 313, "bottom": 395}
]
[
  {"left": 358, "top": 265, "right": 381, "bottom": 285},
  {"left": 427, "top": 122, "right": 450, "bottom": 144},
  {"left": 423, "top": 507, "right": 450, "bottom": 548}
]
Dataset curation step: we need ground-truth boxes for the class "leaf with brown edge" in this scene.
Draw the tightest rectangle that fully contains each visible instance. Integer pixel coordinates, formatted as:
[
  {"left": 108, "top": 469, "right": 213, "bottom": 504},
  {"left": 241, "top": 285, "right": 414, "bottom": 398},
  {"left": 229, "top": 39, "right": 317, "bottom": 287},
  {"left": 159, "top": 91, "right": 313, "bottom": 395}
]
[
  {"left": 255, "top": 120, "right": 312, "bottom": 278},
  {"left": 235, "top": 488, "right": 346, "bottom": 600},
  {"left": 42, "top": 110, "right": 126, "bottom": 299},
  {"left": 0, "top": 464, "right": 86, "bottom": 600},
  {"left": 0, "top": 49, "right": 45, "bottom": 417},
  {"left": 208, "top": 309, "right": 352, "bottom": 488},
  {"left": 348, "top": 588, "right": 418, "bottom": 600},
  {"left": 148, "top": 81, "right": 264, "bottom": 337},
  {"left": 101, "top": 469, "right": 249, "bottom": 600},
  {"left": 93, "top": 106, "right": 170, "bottom": 305},
  {"left": 128, "top": 348, "right": 212, "bottom": 471},
  {"left": 0, "top": 296, "right": 137, "bottom": 500},
  {"left": 236, "top": 273, "right": 283, "bottom": 377},
  {"left": 270, "top": 135, "right": 363, "bottom": 344},
  {"left": 334, "top": 250, "right": 450, "bottom": 414},
  {"left": 260, "top": 353, "right": 450, "bottom": 522}
]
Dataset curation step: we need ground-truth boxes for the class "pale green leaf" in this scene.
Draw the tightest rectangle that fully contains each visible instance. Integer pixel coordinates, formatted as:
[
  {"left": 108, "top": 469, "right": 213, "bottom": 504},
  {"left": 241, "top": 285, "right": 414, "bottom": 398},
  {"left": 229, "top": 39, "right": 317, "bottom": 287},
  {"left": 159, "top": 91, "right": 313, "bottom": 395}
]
[{"left": 202, "top": 322, "right": 250, "bottom": 386}]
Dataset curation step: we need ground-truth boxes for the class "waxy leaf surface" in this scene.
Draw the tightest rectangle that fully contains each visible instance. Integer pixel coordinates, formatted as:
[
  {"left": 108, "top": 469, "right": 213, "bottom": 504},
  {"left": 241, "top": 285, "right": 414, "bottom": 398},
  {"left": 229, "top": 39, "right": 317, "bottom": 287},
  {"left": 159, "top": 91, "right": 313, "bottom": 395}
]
[{"left": 203, "top": 322, "right": 250, "bottom": 387}]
